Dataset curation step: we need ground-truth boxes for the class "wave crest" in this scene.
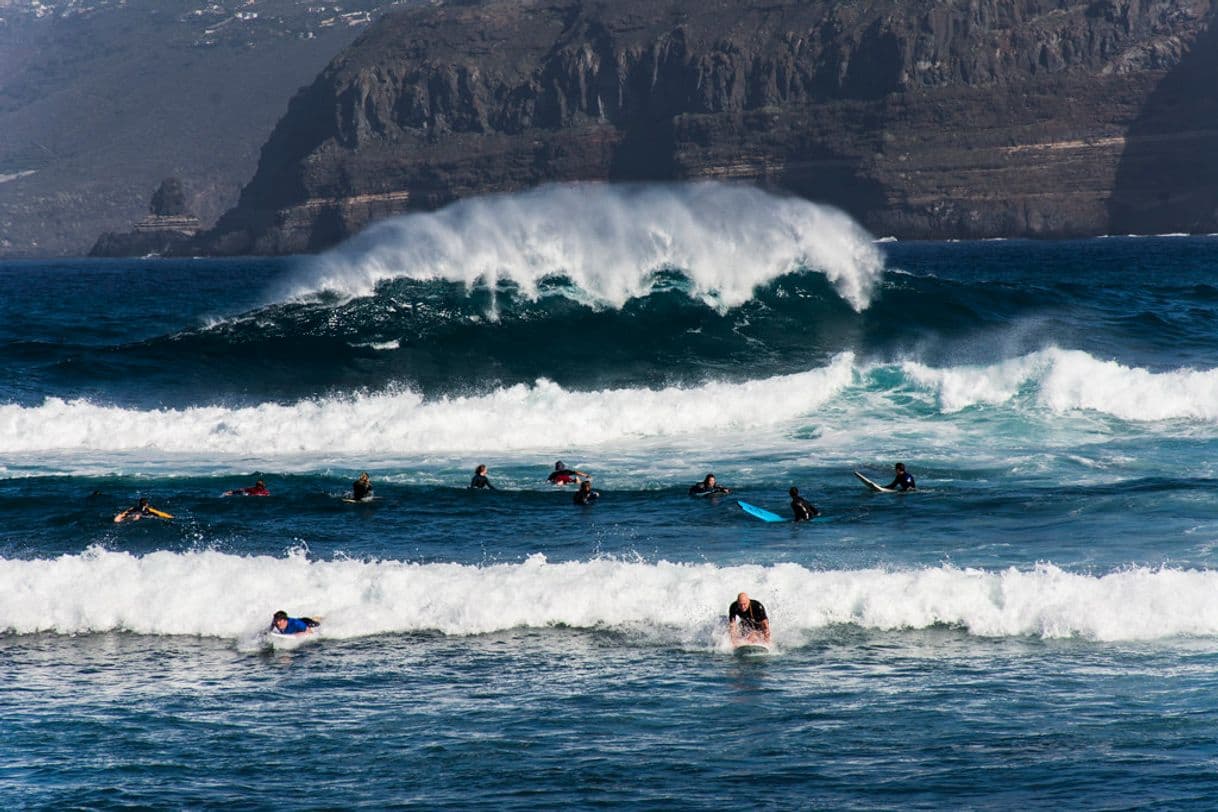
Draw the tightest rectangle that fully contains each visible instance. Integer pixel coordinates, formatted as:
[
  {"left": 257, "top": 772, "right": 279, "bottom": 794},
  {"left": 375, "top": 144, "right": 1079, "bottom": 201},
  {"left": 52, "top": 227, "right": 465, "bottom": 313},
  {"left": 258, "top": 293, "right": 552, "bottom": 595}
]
[{"left": 281, "top": 182, "right": 886, "bottom": 312}]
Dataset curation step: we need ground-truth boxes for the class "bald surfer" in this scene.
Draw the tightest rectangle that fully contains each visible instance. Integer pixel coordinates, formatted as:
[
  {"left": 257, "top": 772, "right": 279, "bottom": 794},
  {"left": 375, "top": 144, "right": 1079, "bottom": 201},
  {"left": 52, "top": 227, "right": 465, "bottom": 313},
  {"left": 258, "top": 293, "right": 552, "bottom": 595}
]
[{"left": 728, "top": 592, "right": 770, "bottom": 645}]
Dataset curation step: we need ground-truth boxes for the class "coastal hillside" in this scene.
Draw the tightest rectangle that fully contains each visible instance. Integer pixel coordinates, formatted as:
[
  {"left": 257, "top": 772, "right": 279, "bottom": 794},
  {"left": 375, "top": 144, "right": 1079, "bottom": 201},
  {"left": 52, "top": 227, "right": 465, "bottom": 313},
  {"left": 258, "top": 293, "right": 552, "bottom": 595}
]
[
  {"left": 0, "top": 0, "right": 415, "bottom": 257},
  {"left": 193, "top": 0, "right": 1218, "bottom": 254}
]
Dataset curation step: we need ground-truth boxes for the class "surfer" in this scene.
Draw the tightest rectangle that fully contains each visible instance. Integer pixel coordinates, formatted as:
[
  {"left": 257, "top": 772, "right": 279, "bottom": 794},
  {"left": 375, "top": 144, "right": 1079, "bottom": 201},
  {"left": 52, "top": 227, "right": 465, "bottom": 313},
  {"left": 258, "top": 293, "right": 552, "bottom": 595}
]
[
  {"left": 352, "top": 472, "right": 374, "bottom": 501},
  {"left": 884, "top": 462, "right": 917, "bottom": 491},
  {"left": 689, "top": 473, "right": 731, "bottom": 496},
  {"left": 225, "top": 479, "right": 270, "bottom": 497},
  {"left": 113, "top": 497, "right": 163, "bottom": 523},
  {"left": 789, "top": 487, "right": 821, "bottom": 522},
  {"left": 728, "top": 592, "right": 770, "bottom": 645},
  {"left": 270, "top": 610, "right": 320, "bottom": 636},
  {"left": 573, "top": 480, "right": 600, "bottom": 505},
  {"left": 469, "top": 464, "right": 496, "bottom": 490},
  {"left": 547, "top": 461, "right": 589, "bottom": 486}
]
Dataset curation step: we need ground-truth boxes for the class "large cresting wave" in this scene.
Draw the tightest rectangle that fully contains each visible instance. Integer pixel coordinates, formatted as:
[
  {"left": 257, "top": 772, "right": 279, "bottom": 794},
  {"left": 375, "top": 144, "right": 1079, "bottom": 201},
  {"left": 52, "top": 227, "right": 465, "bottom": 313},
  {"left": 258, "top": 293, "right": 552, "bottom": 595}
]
[
  {"left": 5, "top": 550, "right": 1218, "bottom": 643},
  {"left": 282, "top": 182, "right": 886, "bottom": 312}
]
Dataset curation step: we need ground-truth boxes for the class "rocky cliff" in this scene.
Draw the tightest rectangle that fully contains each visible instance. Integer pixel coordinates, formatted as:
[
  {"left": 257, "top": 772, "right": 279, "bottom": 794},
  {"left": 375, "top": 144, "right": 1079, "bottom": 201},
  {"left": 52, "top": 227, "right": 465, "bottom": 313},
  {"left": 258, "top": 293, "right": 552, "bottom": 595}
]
[{"left": 195, "top": 0, "right": 1218, "bottom": 253}]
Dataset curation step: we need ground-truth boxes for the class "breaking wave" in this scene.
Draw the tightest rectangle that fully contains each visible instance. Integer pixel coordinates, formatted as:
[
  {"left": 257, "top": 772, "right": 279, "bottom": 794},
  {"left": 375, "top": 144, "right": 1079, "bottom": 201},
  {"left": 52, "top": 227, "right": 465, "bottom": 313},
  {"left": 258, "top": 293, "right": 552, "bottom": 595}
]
[
  {"left": 280, "top": 182, "right": 886, "bottom": 312},
  {"left": 4, "top": 550, "right": 1217, "bottom": 643}
]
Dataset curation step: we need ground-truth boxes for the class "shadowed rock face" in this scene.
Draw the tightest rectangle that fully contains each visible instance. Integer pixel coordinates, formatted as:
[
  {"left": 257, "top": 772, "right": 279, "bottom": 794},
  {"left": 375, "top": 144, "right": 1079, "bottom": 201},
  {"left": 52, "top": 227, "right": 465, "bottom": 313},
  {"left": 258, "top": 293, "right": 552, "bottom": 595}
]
[{"left": 195, "top": 0, "right": 1218, "bottom": 254}]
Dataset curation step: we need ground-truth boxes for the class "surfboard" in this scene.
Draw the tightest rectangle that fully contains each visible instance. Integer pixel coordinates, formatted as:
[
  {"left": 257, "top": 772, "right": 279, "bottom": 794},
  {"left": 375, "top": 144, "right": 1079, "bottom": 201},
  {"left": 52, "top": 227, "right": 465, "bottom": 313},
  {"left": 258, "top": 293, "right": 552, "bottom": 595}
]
[
  {"left": 691, "top": 488, "right": 729, "bottom": 498},
  {"left": 737, "top": 500, "right": 786, "bottom": 523},
  {"left": 146, "top": 507, "right": 173, "bottom": 519},
  {"left": 264, "top": 630, "right": 317, "bottom": 650},
  {"left": 854, "top": 472, "right": 895, "bottom": 493},
  {"left": 733, "top": 642, "right": 771, "bottom": 657},
  {"left": 342, "top": 496, "right": 374, "bottom": 504}
]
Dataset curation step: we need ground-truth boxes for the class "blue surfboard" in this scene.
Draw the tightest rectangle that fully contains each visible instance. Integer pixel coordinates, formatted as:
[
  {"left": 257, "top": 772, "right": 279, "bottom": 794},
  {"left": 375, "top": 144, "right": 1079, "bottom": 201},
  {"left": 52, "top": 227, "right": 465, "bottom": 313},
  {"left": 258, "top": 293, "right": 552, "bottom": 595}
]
[{"left": 737, "top": 500, "right": 786, "bottom": 523}]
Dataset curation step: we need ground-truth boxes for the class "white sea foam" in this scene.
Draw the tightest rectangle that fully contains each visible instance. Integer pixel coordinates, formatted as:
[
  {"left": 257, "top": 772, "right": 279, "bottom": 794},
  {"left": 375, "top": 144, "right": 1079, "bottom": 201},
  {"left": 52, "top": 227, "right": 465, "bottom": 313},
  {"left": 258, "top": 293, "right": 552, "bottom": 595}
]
[
  {"left": 0, "top": 355, "right": 856, "bottom": 458},
  {"left": 904, "top": 347, "right": 1218, "bottom": 420},
  {"left": 280, "top": 182, "right": 886, "bottom": 312},
  {"left": 4, "top": 550, "right": 1218, "bottom": 643},
  {"left": 5, "top": 348, "right": 1218, "bottom": 471}
]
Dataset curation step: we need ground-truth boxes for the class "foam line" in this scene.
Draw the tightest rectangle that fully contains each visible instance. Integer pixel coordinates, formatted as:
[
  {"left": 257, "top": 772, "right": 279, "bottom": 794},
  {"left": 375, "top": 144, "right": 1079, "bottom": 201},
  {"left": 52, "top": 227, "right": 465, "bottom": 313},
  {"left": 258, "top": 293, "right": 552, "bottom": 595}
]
[{"left": 4, "top": 550, "right": 1217, "bottom": 643}]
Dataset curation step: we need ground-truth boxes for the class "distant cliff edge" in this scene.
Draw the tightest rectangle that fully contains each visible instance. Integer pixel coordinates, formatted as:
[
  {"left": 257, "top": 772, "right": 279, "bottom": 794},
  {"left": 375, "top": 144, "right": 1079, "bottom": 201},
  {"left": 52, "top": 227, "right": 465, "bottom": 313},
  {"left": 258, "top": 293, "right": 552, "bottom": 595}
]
[{"left": 188, "top": 0, "right": 1218, "bottom": 254}]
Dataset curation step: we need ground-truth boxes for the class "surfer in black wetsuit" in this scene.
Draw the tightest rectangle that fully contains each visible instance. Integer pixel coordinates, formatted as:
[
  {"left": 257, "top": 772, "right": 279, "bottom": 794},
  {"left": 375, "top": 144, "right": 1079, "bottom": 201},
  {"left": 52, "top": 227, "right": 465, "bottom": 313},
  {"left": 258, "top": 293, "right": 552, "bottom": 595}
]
[
  {"left": 470, "top": 464, "right": 496, "bottom": 490},
  {"left": 884, "top": 463, "right": 917, "bottom": 491},
  {"left": 352, "top": 472, "right": 373, "bottom": 501},
  {"left": 789, "top": 487, "right": 821, "bottom": 522},
  {"left": 547, "top": 461, "right": 589, "bottom": 486},
  {"left": 728, "top": 592, "right": 770, "bottom": 644},
  {"left": 114, "top": 497, "right": 154, "bottom": 523},
  {"left": 689, "top": 473, "right": 731, "bottom": 496},
  {"left": 573, "top": 480, "right": 600, "bottom": 505}
]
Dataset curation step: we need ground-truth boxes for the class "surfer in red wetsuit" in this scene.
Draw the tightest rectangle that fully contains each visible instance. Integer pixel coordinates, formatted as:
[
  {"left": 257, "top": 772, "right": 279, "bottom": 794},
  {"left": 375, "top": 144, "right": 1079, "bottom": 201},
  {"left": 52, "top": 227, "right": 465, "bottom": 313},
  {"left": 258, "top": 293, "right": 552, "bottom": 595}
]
[
  {"left": 225, "top": 479, "right": 270, "bottom": 496},
  {"left": 546, "top": 461, "right": 589, "bottom": 486}
]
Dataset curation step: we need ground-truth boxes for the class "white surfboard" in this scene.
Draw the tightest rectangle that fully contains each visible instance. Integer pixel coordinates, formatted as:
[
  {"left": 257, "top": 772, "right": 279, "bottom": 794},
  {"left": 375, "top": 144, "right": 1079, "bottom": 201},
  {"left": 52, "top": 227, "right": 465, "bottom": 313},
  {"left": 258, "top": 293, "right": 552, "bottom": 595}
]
[
  {"left": 264, "top": 630, "right": 318, "bottom": 650},
  {"left": 733, "top": 642, "right": 771, "bottom": 657},
  {"left": 854, "top": 471, "right": 896, "bottom": 493}
]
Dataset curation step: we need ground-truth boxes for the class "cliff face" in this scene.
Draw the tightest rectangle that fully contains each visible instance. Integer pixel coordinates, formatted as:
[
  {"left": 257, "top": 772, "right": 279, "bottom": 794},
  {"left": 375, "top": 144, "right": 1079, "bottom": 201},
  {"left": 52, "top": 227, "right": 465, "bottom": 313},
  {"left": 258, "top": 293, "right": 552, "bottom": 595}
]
[{"left": 198, "top": 0, "right": 1218, "bottom": 253}]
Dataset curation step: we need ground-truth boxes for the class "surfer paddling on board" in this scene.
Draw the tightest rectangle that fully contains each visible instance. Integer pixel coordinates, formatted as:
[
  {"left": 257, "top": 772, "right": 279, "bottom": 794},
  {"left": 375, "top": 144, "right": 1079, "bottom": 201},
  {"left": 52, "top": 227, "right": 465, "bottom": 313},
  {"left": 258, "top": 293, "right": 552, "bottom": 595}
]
[
  {"left": 884, "top": 463, "right": 917, "bottom": 492},
  {"left": 114, "top": 497, "right": 171, "bottom": 523},
  {"left": 351, "top": 472, "right": 374, "bottom": 501},
  {"left": 469, "top": 464, "right": 496, "bottom": 490},
  {"left": 547, "top": 461, "right": 589, "bottom": 486},
  {"left": 728, "top": 593, "right": 771, "bottom": 645},
  {"left": 689, "top": 473, "right": 731, "bottom": 496},
  {"left": 270, "top": 610, "right": 320, "bottom": 636},
  {"left": 225, "top": 479, "right": 270, "bottom": 497},
  {"left": 789, "top": 487, "right": 821, "bottom": 522}
]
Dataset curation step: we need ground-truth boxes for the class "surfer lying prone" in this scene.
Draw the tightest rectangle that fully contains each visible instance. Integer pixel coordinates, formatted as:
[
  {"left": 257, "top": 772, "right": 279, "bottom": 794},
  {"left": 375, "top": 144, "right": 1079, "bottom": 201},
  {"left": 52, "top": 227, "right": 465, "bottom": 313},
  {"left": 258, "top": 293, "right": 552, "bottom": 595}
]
[
  {"left": 271, "top": 610, "right": 320, "bottom": 636},
  {"left": 689, "top": 473, "right": 731, "bottom": 496}
]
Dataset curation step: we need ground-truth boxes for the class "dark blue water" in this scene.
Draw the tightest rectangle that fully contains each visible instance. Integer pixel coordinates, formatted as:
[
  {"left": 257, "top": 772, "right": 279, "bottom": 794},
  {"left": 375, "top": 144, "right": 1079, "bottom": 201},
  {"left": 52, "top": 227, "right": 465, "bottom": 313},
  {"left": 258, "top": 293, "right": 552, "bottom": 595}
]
[{"left": 5, "top": 186, "right": 1218, "bottom": 808}]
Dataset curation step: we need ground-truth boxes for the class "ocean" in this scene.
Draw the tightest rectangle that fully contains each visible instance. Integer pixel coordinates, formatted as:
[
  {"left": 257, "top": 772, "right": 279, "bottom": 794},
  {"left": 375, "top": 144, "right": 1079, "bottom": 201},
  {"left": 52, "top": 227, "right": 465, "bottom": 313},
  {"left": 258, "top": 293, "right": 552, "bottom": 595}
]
[{"left": 4, "top": 182, "right": 1218, "bottom": 808}]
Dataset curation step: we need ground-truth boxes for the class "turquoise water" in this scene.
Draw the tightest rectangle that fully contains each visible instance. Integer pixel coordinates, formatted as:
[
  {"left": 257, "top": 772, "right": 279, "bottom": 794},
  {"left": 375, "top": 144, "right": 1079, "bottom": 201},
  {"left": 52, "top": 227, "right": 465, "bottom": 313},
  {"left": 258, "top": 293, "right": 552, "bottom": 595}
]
[{"left": 4, "top": 184, "right": 1218, "bottom": 807}]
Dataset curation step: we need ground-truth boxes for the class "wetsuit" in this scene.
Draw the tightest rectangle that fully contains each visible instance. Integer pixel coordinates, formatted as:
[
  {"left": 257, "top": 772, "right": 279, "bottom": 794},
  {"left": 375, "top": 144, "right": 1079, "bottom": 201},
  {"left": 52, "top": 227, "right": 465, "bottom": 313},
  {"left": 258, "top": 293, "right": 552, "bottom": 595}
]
[
  {"left": 573, "top": 489, "right": 599, "bottom": 505},
  {"left": 689, "top": 483, "right": 729, "bottom": 496},
  {"left": 352, "top": 480, "right": 373, "bottom": 501},
  {"left": 791, "top": 496, "right": 820, "bottom": 522},
  {"left": 885, "top": 471, "right": 917, "bottom": 491},
  {"left": 470, "top": 474, "right": 495, "bottom": 490},
  {"left": 728, "top": 600, "right": 768, "bottom": 634},
  {"left": 273, "top": 617, "right": 319, "bottom": 635},
  {"left": 548, "top": 470, "right": 580, "bottom": 485}
]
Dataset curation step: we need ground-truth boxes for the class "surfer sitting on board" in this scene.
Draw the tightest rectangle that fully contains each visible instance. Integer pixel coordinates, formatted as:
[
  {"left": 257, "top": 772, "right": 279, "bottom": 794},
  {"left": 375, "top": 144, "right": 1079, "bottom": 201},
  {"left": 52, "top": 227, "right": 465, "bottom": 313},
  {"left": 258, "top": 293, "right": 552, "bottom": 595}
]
[
  {"left": 573, "top": 480, "right": 600, "bottom": 505},
  {"left": 884, "top": 463, "right": 917, "bottom": 491},
  {"left": 789, "top": 487, "right": 821, "bottom": 522},
  {"left": 113, "top": 497, "right": 166, "bottom": 523},
  {"left": 270, "top": 610, "right": 320, "bottom": 636},
  {"left": 470, "top": 464, "right": 496, "bottom": 490},
  {"left": 547, "top": 461, "right": 589, "bottom": 486},
  {"left": 728, "top": 592, "right": 770, "bottom": 645},
  {"left": 689, "top": 473, "right": 731, "bottom": 496},
  {"left": 225, "top": 479, "right": 270, "bottom": 497},
  {"left": 352, "top": 472, "right": 374, "bottom": 501}
]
